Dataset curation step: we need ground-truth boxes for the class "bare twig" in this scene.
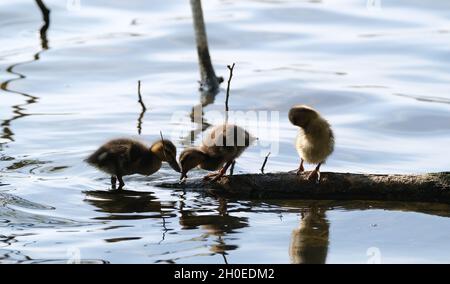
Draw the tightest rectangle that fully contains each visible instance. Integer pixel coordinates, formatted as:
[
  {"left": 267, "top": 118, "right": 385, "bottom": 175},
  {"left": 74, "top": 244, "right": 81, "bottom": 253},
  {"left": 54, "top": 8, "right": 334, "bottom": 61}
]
[
  {"left": 260, "top": 152, "right": 271, "bottom": 174},
  {"left": 222, "top": 63, "right": 235, "bottom": 146},
  {"left": 225, "top": 63, "right": 235, "bottom": 113},
  {"left": 136, "top": 80, "right": 147, "bottom": 135}
]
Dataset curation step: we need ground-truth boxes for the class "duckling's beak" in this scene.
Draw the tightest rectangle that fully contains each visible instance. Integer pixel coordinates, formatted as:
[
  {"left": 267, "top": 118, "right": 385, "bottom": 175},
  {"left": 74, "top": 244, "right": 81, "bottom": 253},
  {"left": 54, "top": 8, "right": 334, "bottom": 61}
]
[
  {"left": 180, "top": 171, "right": 187, "bottom": 182},
  {"left": 167, "top": 154, "right": 181, "bottom": 173}
]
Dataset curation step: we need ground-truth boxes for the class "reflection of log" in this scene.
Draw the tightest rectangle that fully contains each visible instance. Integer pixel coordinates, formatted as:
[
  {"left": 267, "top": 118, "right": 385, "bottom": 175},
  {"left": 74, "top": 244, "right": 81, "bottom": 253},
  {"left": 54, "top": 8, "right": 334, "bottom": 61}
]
[
  {"left": 158, "top": 172, "right": 450, "bottom": 203},
  {"left": 190, "top": 0, "right": 223, "bottom": 91},
  {"left": 272, "top": 199, "right": 450, "bottom": 218}
]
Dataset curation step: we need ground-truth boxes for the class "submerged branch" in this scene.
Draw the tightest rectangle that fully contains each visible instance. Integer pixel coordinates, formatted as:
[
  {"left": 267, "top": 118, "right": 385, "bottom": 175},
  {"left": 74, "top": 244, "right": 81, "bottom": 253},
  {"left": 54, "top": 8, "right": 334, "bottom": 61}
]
[{"left": 158, "top": 171, "right": 450, "bottom": 204}]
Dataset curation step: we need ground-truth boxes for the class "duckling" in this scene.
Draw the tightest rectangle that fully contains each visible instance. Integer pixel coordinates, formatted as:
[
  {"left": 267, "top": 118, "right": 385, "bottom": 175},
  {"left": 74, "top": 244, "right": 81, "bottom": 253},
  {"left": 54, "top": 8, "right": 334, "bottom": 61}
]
[
  {"left": 288, "top": 105, "right": 334, "bottom": 182},
  {"left": 179, "top": 124, "right": 254, "bottom": 182},
  {"left": 86, "top": 138, "right": 181, "bottom": 189}
]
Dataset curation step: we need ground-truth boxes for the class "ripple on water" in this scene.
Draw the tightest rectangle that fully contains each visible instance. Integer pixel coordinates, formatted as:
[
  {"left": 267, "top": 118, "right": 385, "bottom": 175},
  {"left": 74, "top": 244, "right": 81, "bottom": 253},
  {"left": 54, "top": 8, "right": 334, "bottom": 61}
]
[{"left": 0, "top": 192, "right": 94, "bottom": 229}]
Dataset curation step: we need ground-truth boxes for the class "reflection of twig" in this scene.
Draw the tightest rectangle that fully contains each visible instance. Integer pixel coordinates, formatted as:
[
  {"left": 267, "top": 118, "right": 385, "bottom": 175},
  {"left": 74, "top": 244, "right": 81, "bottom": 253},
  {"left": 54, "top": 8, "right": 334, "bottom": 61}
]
[
  {"left": 260, "top": 152, "right": 271, "bottom": 174},
  {"left": 1, "top": 0, "right": 50, "bottom": 141},
  {"left": 217, "top": 235, "right": 229, "bottom": 264},
  {"left": 158, "top": 216, "right": 169, "bottom": 244},
  {"left": 35, "top": 0, "right": 50, "bottom": 50},
  {"left": 221, "top": 252, "right": 229, "bottom": 264},
  {"left": 224, "top": 63, "right": 235, "bottom": 125},
  {"left": 136, "top": 80, "right": 147, "bottom": 135},
  {"left": 137, "top": 80, "right": 147, "bottom": 111}
]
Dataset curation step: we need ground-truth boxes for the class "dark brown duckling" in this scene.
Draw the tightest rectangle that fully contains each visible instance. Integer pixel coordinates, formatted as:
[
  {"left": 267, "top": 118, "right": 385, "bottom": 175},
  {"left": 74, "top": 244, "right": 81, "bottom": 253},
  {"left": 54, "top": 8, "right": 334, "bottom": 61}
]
[{"left": 86, "top": 138, "right": 180, "bottom": 189}]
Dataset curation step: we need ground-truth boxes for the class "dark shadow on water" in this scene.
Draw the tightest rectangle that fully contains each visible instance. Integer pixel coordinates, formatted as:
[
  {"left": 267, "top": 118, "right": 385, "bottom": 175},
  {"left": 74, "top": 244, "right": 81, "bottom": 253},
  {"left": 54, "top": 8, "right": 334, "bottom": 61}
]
[
  {"left": 0, "top": 0, "right": 50, "bottom": 142},
  {"left": 84, "top": 189, "right": 176, "bottom": 219},
  {"left": 85, "top": 188, "right": 248, "bottom": 263},
  {"left": 178, "top": 196, "right": 247, "bottom": 264}
]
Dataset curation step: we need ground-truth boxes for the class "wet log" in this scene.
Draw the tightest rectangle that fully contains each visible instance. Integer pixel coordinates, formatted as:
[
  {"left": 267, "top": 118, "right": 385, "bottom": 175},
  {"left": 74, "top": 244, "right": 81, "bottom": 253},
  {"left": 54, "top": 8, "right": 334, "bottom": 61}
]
[{"left": 157, "top": 171, "right": 450, "bottom": 204}]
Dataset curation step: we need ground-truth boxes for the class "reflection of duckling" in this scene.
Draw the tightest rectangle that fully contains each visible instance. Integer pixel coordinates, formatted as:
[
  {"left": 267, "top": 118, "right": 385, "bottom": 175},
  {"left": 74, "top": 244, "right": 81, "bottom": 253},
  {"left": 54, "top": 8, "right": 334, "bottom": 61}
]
[
  {"left": 86, "top": 138, "right": 180, "bottom": 189},
  {"left": 179, "top": 124, "right": 254, "bottom": 182},
  {"left": 288, "top": 105, "right": 334, "bottom": 182},
  {"left": 289, "top": 207, "right": 329, "bottom": 264}
]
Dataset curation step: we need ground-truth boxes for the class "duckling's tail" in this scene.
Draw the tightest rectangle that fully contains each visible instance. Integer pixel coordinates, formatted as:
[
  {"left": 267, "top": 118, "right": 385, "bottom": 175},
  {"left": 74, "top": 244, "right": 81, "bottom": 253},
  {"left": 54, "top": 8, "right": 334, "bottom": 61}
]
[{"left": 84, "top": 148, "right": 108, "bottom": 166}]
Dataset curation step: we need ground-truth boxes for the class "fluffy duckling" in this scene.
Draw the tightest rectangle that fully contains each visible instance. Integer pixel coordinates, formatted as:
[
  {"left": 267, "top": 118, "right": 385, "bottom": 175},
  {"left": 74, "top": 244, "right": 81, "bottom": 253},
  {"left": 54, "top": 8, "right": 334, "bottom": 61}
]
[
  {"left": 86, "top": 138, "right": 180, "bottom": 189},
  {"left": 179, "top": 124, "right": 254, "bottom": 182},
  {"left": 288, "top": 105, "right": 334, "bottom": 182}
]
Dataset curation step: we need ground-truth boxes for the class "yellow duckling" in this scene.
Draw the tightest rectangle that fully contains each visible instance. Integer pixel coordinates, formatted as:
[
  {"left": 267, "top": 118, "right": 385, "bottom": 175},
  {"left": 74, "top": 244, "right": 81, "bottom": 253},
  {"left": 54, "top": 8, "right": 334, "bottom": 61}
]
[
  {"left": 86, "top": 138, "right": 180, "bottom": 189},
  {"left": 179, "top": 124, "right": 254, "bottom": 182},
  {"left": 288, "top": 105, "right": 334, "bottom": 182}
]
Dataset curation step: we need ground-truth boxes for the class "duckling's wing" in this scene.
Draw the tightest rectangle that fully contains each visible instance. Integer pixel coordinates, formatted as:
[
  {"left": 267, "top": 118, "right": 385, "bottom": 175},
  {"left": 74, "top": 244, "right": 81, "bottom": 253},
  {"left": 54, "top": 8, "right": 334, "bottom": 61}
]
[
  {"left": 202, "top": 124, "right": 252, "bottom": 158},
  {"left": 86, "top": 142, "right": 131, "bottom": 168}
]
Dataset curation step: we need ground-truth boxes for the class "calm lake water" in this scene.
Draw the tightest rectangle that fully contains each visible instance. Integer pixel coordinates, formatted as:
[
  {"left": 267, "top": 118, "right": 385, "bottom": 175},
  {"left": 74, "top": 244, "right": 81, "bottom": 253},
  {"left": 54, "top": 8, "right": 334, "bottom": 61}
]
[{"left": 1, "top": 0, "right": 450, "bottom": 264}]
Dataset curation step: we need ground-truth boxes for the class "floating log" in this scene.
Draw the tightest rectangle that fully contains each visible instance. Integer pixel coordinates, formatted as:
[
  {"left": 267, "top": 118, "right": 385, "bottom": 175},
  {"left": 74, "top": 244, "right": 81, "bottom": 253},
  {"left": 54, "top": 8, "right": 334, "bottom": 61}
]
[{"left": 157, "top": 171, "right": 450, "bottom": 204}]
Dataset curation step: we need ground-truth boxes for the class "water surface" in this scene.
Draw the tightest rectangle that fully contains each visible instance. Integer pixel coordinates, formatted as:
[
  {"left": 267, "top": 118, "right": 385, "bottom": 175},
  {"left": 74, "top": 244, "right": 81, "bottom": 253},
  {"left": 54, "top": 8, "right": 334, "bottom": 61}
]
[{"left": 1, "top": 0, "right": 450, "bottom": 263}]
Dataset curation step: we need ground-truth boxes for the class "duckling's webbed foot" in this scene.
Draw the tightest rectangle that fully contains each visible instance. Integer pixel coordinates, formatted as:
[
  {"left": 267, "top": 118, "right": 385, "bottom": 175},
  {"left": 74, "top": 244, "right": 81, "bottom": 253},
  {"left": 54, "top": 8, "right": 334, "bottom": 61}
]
[
  {"left": 203, "top": 172, "right": 221, "bottom": 181},
  {"left": 307, "top": 162, "right": 322, "bottom": 183},
  {"left": 209, "top": 172, "right": 226, "bottom": 182},
  {"left": 296, "top": 159, "right": 305, "bottom": 175},
  {"left": 307, "top": 170, "right": 320, "bottom": 183},
  {"left": 203, "top": 161, "right": 234, "bottom": 182}
]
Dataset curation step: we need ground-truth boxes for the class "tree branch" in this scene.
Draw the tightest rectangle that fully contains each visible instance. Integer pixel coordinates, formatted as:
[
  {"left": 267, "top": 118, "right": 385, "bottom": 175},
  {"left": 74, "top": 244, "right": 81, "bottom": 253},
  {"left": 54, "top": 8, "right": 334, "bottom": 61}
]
[
  {"left": 190, "top": 0, "right": 223, "bottom": 91},
  {"left": 157, "top": 171, "right": 450, "bottom": 203}
]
